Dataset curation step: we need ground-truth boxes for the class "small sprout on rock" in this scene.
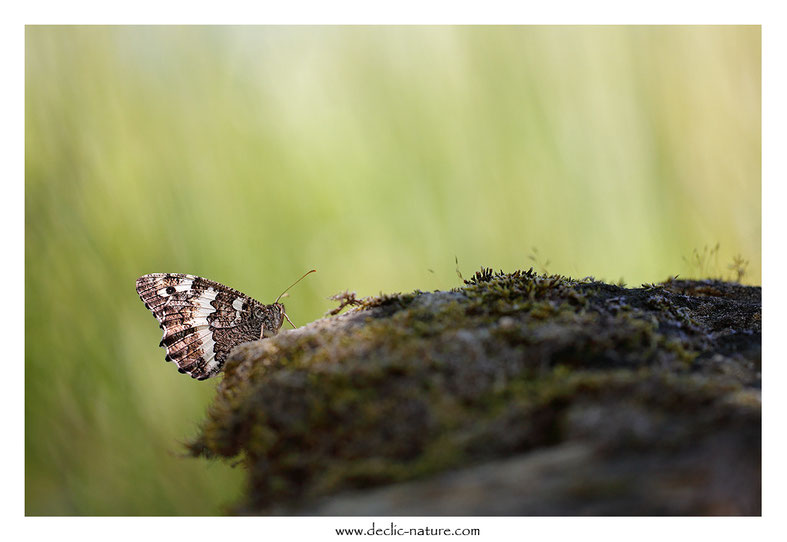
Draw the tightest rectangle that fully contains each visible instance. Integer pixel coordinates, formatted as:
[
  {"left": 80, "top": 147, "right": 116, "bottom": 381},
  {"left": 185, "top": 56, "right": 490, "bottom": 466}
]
[
  {"left": 728, "top": 255, "right": 749, "bottom": 283},
  {"left": 528, "top": 247, "right": 551, "bottom": 274},
  {"left": 326, "top": 290, "right": 365, "bottom": 316}
]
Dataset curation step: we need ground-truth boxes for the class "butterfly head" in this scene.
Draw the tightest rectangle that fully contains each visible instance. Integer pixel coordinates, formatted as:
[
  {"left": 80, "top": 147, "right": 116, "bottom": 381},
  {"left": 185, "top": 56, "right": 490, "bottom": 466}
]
[
  {"left": 252, "top": 303, "right": 283, "bottom": 338},
  {"left": 263, "top": 269, "right": 315, "bottom": 334}
]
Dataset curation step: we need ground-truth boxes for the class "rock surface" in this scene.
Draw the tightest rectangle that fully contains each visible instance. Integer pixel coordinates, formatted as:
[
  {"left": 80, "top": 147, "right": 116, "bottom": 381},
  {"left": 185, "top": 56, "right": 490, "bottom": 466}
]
[{"left": 188, "top": 269, "right": 761, "bottom": 515}]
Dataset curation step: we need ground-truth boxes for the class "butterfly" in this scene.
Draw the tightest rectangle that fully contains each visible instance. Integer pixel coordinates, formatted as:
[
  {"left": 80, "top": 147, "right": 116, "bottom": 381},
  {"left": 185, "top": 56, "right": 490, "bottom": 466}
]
[{"left": 135, "top": 270, "right": 315, "bottom": 380}]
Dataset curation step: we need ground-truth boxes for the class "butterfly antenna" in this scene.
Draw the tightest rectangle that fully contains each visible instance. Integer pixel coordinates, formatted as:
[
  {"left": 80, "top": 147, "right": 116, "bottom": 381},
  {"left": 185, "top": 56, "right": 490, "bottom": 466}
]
[{"left": 275, "top": 269, "right": 317, "bottom": 304}]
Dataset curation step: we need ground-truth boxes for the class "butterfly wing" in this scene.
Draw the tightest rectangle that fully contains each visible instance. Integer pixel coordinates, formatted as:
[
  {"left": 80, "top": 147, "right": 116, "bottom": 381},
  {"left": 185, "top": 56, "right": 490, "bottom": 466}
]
[{"left": 135, "top": 273, "right": 266, "bottom": 380}]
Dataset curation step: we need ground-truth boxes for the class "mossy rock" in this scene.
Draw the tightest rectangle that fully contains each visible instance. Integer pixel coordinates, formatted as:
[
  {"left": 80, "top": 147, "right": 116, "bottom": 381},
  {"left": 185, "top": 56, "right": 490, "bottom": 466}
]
[{"left": 188, "top": 269, "right": 761, "bottom": 515}]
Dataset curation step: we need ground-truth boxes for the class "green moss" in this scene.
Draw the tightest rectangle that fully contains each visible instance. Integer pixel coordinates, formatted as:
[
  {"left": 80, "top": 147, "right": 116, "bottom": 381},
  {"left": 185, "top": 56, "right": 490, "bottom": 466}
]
[{"left": 187, "top": 268, "right": 761, "bottom": 514}]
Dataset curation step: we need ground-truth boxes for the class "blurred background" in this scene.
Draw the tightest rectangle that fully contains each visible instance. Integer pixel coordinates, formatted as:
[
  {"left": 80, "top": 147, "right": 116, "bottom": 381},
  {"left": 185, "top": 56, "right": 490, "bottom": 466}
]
[{"left": 25, "top": 26, "right": 760, "bottom": 515}]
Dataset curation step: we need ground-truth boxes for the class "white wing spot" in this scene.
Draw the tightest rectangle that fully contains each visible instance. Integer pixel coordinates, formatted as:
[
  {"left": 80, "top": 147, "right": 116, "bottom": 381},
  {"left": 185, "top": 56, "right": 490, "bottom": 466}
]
[
  {"left": 194, "top": 306, "right": 215, "bottom": 320},
  {"left": 201, "top": 335, "right": 219, "bottom": 375},
  {"left": 157, "top": 278, "right": 194, "bottom": 297}
]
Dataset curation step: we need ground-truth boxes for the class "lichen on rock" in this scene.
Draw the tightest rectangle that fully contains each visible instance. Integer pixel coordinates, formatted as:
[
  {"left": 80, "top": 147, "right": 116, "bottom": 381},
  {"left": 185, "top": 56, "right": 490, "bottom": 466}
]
[{"left": 187, "top": 268, "right": 761, "bottom": 515}]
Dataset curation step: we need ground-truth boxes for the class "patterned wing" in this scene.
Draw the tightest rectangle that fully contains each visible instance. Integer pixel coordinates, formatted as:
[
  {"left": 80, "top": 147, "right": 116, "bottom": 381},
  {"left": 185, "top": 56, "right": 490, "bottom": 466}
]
[{"left": 135, "top": 273, "right": 265, "bottom": 380}]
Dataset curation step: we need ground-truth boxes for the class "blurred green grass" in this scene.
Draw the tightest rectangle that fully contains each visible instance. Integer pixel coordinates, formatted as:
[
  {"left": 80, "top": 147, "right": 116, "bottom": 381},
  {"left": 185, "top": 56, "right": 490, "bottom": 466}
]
[{"left": 25, "top": 26, "right": 761, "bottom": 515}]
